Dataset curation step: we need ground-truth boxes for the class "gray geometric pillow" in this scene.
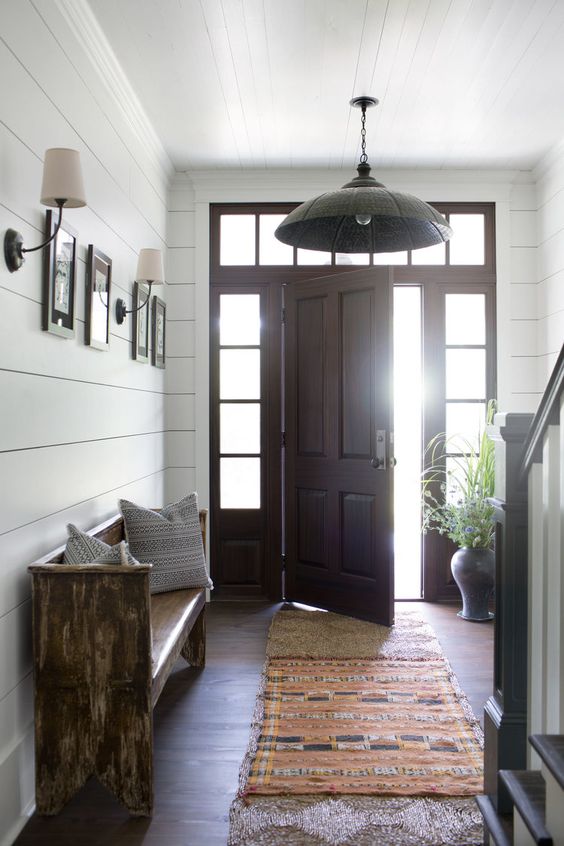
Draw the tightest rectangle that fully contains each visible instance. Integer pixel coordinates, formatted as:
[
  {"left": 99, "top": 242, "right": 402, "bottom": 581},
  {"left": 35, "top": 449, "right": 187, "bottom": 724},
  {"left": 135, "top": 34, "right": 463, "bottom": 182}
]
[
  {"left": 119, "top": 492, "right": 212, "bottom": 594},
  {"left": 64, "top": 524, "right": 140, "bottom": 566}
]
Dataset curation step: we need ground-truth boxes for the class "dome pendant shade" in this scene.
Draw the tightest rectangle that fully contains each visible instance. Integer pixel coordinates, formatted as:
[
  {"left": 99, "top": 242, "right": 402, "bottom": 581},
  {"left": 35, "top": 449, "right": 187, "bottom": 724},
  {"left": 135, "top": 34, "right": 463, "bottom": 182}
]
[{"left": 275, "top": 162, "right": 452, "bottom": 254}]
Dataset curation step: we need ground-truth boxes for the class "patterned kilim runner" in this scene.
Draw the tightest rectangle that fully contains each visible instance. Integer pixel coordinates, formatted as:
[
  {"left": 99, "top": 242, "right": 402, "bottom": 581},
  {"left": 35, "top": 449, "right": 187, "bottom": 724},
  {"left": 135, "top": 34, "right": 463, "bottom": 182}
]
[
  {"left": 229, "top": 608, "right": 485, "bottom": 846},
  {"left": 245, "top": 657, "right": 483, "bottom": 797}
]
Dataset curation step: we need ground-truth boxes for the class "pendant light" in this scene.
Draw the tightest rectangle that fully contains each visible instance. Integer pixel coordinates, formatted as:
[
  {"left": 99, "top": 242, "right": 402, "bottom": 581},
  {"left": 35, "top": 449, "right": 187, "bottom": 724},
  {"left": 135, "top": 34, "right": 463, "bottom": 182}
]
[{"left": 274, "top": 97, "right": 452, "bottom": 254}]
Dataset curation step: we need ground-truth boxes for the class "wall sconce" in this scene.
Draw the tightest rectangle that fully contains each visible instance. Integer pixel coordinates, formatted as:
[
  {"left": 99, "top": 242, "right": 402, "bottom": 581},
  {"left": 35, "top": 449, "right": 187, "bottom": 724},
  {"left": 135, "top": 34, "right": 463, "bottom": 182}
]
[
  {"left": 4, "top": 148, "right": 86, "bottom": 273},
  {"left": 115, "top": 248, "right": 165, "bottom": 324}
]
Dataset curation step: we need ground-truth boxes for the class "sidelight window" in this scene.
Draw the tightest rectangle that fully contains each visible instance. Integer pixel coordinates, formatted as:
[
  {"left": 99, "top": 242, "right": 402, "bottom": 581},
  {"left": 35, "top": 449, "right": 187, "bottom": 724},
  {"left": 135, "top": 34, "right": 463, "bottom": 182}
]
[
  {"left": 444, "top": 293, "right": 489, "bottom": 502},
  {"left": 218, "top": 294, "right": 262, "bottom": 509}
]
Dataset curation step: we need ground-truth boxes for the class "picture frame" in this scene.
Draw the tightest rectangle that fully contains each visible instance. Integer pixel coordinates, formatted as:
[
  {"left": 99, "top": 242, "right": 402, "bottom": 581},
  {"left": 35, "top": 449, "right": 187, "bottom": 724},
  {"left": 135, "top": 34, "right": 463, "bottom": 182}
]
[
  {"left": 133, "top": 282, "right": 150, "bottom": 363},
  {"left": 42, "top": 211, "right": 77, "bottom": 338},
  {"left": 85, "top": 245, "right": 112, "bottom": 351},
  {"left": 152, "top": 296, "right": 166, "bottom": 369}
]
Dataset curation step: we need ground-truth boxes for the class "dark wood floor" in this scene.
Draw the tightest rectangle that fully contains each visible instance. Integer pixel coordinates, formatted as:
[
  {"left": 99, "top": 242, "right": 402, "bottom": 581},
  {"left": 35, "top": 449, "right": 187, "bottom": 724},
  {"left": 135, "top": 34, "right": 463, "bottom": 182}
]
[{"left": 14, "top": 600, "right": 493, "bottom": 846}]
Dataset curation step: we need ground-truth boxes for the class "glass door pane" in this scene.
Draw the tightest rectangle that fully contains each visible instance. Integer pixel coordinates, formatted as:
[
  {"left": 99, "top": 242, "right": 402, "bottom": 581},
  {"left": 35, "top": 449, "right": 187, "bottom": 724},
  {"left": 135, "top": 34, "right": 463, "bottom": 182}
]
[
  {"left": 220, "top": 403, "right": 261, "bottom": 453},
  {"left": 220, "top": 294, "right": 260, "bottom": 345},
  {"left": 220, "top": 458, "right": 261, "bottom": 508},
  {"left": 445, "top": 294, "right": 485, "bottom": 344}
]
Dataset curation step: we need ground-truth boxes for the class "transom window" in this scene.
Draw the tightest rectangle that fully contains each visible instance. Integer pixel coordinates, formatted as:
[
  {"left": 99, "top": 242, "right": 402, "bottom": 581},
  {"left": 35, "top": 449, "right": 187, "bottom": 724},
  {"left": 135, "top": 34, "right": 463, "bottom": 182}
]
[{"left": 217, "top": 207, "right": 489, "bottom": 268}]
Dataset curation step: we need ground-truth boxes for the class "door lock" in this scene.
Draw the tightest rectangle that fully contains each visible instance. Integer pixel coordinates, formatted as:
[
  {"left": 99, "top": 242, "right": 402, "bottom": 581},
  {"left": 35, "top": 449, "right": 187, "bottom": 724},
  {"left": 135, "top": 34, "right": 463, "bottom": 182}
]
[{"left": 370, "top": 430, "right": 387, "bottom": 470}]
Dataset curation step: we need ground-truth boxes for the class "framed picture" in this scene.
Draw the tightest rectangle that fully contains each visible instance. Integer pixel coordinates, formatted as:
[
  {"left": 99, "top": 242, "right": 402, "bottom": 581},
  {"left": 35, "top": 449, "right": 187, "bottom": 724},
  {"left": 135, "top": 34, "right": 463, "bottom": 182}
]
[
  {"left": 42, "top": 211, "right": 77, "bottom": 338},
  {"left": 133, "top": 282, "right": 150, "bottom": 362},
  {"left": 85, "top": 246, "right": 112, "bottom": 351},
  {"left": 152, "top": 296, "right": 166, "bottom": 369}
]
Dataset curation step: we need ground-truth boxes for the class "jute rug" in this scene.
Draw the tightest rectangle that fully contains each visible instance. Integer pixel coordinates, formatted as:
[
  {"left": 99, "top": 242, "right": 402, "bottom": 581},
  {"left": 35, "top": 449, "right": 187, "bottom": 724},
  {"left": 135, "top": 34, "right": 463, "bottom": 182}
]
[{"left": 229, "top": 608, "right": 484, "bottom": 845}]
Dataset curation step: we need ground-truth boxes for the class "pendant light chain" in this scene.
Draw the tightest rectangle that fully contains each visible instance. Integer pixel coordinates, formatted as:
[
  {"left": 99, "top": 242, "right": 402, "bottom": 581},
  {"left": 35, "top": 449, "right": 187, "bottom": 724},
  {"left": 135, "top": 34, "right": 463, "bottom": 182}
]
[{"left": 360, "top": 105, "right": 368, "bottom": 163}]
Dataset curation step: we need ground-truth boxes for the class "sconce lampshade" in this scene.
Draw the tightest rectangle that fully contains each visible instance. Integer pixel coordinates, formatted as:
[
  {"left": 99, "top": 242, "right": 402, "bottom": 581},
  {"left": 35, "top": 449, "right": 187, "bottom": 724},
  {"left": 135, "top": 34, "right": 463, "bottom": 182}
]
[
  {"left": 136, "top": 248, "right": 165, "bottom": 284},
  {"left": 40, "top": 148, "right": 86, "bottom": 208}
]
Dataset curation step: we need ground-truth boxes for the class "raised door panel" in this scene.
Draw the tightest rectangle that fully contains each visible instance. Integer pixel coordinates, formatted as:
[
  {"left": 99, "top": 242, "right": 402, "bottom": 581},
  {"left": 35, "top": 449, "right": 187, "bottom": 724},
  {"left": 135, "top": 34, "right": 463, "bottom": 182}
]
[
  {"left": 341, "top": 289, "right": 373, "bottom": 458},
  {"left": 297, "top": 488, "right": 328, "bottom": 569},
  {"left": 297, "top": 296, "right": 326, "bottom": 457},
  {"left": 340, "top": 493, "right": 376, "bottom": 578}
]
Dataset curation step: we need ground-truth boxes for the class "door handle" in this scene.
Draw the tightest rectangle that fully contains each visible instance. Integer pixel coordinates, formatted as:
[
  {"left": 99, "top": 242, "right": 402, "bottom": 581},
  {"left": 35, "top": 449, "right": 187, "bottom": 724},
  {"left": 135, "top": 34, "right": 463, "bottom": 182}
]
[{"left": 370, "top": 430, "right": 387, "bottom": 470}]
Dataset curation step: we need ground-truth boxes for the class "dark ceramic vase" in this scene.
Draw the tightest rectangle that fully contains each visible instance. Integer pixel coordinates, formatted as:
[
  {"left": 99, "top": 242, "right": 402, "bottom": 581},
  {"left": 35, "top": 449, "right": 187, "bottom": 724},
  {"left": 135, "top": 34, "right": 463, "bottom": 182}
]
[{"left": 450, "top": 547, "right": 495, "bottom": 622}]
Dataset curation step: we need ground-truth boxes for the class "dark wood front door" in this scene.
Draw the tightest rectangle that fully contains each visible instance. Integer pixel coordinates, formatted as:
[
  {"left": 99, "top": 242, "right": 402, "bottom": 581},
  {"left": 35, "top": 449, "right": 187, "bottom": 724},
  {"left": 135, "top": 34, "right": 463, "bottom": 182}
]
[{"left": 284, "top": 268, "right": 394, "bottom": 625}]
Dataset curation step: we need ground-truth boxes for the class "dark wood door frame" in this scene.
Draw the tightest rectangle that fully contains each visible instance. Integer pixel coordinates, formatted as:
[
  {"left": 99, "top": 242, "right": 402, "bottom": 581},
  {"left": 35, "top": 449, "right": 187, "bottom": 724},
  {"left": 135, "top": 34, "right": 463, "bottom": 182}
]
[{"left": 209, "top": 202, "right": 496, "bottom": 603}]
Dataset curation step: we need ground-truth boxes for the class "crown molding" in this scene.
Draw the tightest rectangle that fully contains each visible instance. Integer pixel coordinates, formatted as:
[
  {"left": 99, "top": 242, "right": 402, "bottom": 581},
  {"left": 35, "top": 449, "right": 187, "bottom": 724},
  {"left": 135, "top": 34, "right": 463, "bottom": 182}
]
[
  {"left": 175, "top": 167, "right": 527, "bottom": 205},
  {"left": 55, "top": 0, "right": 174, "bottom": 185}
]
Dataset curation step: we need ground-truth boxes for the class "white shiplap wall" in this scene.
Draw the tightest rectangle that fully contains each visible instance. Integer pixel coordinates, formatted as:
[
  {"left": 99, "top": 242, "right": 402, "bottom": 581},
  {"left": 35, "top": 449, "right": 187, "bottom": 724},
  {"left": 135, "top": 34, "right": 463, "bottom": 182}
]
[
  {"left": 504, "top": 181, "right": 540, "bottom": 411},
  {"left": 0, "top": 4, "right": 172, "bottom": 844},
  {"left": 165, "top": 181, "right": 197, "bottom": 503},
  {"left": 536, "top": 139, "right": 564, "bottom": 390}
]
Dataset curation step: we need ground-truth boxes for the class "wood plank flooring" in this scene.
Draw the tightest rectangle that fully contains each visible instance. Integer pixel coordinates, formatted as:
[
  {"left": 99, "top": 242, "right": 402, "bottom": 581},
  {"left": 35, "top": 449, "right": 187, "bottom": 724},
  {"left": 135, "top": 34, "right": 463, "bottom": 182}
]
[{"left": 14, "top": 600, "right": 493, "bottom": 846}]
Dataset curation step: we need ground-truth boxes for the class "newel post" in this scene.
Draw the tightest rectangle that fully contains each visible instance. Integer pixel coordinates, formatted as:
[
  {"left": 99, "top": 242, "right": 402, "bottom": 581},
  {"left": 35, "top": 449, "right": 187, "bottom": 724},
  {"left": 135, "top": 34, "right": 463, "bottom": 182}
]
[{"left": 484, "top": 412, "right": 533, "bottom": 812}]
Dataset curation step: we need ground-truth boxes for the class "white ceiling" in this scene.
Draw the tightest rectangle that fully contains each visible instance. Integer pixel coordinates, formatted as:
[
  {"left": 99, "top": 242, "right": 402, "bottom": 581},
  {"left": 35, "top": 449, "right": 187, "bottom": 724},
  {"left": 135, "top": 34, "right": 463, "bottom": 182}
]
[{"left": 87, "top": 0, "right": 564, "bottom": 172}]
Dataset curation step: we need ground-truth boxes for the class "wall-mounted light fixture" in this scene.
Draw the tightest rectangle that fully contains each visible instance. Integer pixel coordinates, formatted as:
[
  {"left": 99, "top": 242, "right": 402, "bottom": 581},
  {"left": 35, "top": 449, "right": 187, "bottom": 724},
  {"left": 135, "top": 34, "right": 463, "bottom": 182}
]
[
  {"left": 4, "top": 148, "right": 86, "bottom": 273},
  {"left": 115, "top": 248, "right": 165, "bottom": 324}
]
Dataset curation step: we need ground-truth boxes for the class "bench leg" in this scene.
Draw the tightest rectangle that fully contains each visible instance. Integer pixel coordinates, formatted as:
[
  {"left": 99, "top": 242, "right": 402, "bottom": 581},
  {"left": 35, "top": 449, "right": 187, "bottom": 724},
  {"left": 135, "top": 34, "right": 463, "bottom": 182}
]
[
  {"left": 181, "top": 606, "right": 206, "bottom": 667},
  {"left": 97, "top": 705, "right": 153, "bottom": 817}
]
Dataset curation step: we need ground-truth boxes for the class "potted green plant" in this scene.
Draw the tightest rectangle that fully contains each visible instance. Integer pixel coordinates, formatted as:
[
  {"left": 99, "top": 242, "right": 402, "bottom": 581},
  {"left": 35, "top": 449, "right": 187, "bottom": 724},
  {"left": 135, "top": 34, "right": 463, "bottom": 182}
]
[{"left": 422, "top": 401, "right": 496, "bottom": 621}]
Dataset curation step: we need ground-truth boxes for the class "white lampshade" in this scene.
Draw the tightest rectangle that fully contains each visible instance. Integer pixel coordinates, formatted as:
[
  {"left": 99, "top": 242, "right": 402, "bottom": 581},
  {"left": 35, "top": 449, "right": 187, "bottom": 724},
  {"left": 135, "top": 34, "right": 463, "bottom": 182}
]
[
  {"left": 136, "top": 248, "right": 165, "bottom": 284},
  {"left": 40, "top": 148, "right": 86, "bottom": 208}
]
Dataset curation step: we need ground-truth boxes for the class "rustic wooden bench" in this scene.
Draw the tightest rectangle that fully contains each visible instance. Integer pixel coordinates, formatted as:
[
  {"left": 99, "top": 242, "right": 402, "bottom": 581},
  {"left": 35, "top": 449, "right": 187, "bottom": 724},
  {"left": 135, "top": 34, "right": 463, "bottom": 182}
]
[{"left": 28, "top": 509, "right": 208, "bottom": 817}]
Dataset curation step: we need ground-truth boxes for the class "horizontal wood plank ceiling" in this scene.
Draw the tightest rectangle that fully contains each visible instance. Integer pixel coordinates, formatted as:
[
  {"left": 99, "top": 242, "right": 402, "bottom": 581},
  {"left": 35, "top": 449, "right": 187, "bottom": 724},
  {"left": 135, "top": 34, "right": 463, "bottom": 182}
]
[{"left": 87, "top": 0, "right": 564, "bottom": 170}]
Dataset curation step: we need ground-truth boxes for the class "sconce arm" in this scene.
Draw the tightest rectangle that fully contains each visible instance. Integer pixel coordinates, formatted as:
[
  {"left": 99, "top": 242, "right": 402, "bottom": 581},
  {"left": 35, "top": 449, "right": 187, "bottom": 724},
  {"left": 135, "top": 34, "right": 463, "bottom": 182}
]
[
  {"left": 115, "top": 281, "right": 153, "bottom": 324},
  {"left": 4, "top": 200, "right": 65, "bottom": 273},
  {"left": 21, "top": 201, "right": 64, "bottom": 254}
]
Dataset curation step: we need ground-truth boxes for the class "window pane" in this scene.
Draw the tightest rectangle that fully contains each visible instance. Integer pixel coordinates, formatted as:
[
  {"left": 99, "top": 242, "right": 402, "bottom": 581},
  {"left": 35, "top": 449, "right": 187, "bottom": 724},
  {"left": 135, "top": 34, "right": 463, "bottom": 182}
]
[
  {"left": 446, "top": 349, "right": 486, "bottom": 399},
  {"left": 335, "top": 252, "right": 369, "bottom": 265},
  {"left": 220, "top": 349, "right": 260, "bottom": 399},
  {"left": 259, "top": 215, "right": 293, "bottom": 265},
  {"left": 411, "top": 241, "right": 446, "bottom": 265},
  {"left": 220, "top": 215, "right": 255, "bottom": 265},
  {"left": 220, "top": 457, "right": 260, "bottom": 508},
  {"left": 446, "top": 402, "right": 486, "bottom": 452},
  {"left": 297, "top": 248, "right": 332, "bottom": 265},
  {"left": 220, "top": 294, "right": 260, "bottom": 346},
  {"left": 373, "top": 250, "right": 408, "bottom": 265},
  {"left": 449, "top": 214, "right": 485, "bottom": 265},
  {"left": 445, "top": 294, "right": 485, "bottom": 345},
  {"left": 220, "top": 403, "right": 261, "bottom": 454}
]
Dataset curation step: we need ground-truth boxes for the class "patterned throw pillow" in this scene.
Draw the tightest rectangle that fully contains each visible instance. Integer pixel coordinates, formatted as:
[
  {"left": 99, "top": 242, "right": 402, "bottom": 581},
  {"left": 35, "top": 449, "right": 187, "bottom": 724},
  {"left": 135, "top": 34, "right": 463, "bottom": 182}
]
[
  {"left": 119, "top": 492, "right": 212, "bottom": 594},
  {"left": 64, "top": 524, "right": 140, "bottom": 565}
]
